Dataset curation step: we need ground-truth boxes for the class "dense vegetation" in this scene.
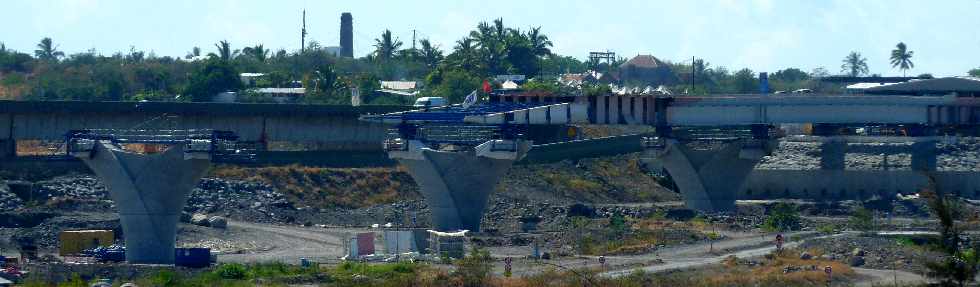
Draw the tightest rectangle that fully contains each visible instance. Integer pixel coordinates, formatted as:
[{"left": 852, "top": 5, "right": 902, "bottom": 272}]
[{"left": 1, "top": 21, "right": 970, "bottom": 103}]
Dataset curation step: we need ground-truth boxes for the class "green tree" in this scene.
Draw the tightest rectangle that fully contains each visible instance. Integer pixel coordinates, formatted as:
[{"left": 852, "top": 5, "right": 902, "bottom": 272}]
[
  {"left": 968, "top": 68, "right": 980, "bottom": 77},
  {"left": 34, "top": 37, "right": 64, "bottom": 61},
  {"left": 209, "top": 40, "right": 234, "bottom": 61},
  {"left": 526, "top": 26, "right": 552, "bottom": 58},
  {"left": 185, "top": 46, "right": 201, "bottom": 59},
  {"left": 732, "top": 68, "right": 758, "bottom": 93},
  {"left": 763, "top": 202, "right": 801, "bottom": 231},
  {"left": 373, "top": 29, "right": 403, "bottom": 61},
  {"left": 241, "top": 44, "right": 269, "bottom": 62},
  {"left": 848, "top": 206, "right": 875, "bottom": 233},
  {"left": 890, "top": 42, "right": 914, "bottom": 77},
  {"left": 841, "top": 51, "right": 869, "bottom": 77},
  {"left": 418, "top": 39, "right": 443, "bottom": 69},
  {"left": 427, "top": 68, "right": 480, "bottom": 103},
  {"left": 184, "top": 58, "right": 240, "bottom": 102},
  {"left": 772, "top": 68, "right": 809, "bottom": 82},
  {"left": 922, "top": 189, "right": 980, "bottom": 287}
]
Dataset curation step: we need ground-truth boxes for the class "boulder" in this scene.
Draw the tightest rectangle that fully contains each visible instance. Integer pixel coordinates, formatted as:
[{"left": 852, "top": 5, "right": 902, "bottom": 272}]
[
  {"left": 849, "top": 256, "right": 865, "bottom": 267},
  {"left": 179, "top": 212, "right": 192, "bottom": 223},
  {"left": 800, "top": 251, "right": 812, "bottom": 260},
  {"left": 851, "top": 248, "right": 865, "bottom": 257},
  {"left": 208, "top": 216, "right": 228, "bottom": 229},
  {"left": 191, "top": 213, "right": 210, "bottom": 227}
]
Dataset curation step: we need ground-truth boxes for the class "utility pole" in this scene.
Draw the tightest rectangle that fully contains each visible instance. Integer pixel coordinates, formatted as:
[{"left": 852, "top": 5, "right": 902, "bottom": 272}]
[
  {"left": 691, "top": 56, "right": 695, "bottom": 94},
  {"left": 301, "top": 10, "right": 307, "bottom": 53},
  {"left": 412, "top": 29, "right": 417, "bottom": 51}
]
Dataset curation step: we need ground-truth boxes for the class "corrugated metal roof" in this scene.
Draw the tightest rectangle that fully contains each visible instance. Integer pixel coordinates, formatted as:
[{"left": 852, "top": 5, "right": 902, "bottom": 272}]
[
  {"left": 864, "top": 77, "right": 980, "bottom": 95},
  {"left": 380, "top": 81, "right": 419, "bottom": 91},
  {"left": 255, "top": 88, "right": 306, "bottom": 94}
]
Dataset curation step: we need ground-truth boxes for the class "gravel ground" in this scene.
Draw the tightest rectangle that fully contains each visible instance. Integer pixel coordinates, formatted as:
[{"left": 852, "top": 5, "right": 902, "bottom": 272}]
[{"left": 799, "top": 234, "right": 944, "bottom": 274}]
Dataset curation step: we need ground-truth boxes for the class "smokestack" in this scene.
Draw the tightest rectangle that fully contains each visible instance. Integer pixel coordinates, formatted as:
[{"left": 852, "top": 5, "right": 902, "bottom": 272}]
[{"left": 340, "top": 12, "right": 353, "bottom": 58}]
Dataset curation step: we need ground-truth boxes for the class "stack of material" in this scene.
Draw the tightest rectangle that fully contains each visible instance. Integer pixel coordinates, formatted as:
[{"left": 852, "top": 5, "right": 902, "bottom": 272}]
[
  {"left": 59, "top": 230, "right": 113, "bottom": 256},
  {"left": 384, "top": 229, "right": 431, "bottom": 254},
  {"left": 346, "top": 232, "right": 376, "bottom": 258},
  {"left": 428, "top": 230, "right": 468, "bottom": 259}
]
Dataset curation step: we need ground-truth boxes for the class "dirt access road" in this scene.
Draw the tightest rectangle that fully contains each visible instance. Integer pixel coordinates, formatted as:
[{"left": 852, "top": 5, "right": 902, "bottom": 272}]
[{"left": 208, "top": 221, "right": 369, "bottom": 264}]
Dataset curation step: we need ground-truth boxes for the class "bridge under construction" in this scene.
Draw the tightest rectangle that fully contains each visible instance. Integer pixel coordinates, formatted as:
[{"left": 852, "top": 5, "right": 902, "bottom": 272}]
[{"left": 8, "top": 92, "right": 980, "bottom": 264}]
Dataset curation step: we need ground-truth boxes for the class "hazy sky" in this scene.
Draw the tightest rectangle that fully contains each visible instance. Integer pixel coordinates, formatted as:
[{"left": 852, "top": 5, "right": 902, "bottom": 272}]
[{"left": 3, "top": 0, "right": 979, "bottom": 76}]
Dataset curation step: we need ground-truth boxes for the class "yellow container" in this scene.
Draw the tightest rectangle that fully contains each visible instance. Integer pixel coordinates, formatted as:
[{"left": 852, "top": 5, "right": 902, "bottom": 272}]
[{"left": 59, "top": 230, "right": 114, "bottom": 256}]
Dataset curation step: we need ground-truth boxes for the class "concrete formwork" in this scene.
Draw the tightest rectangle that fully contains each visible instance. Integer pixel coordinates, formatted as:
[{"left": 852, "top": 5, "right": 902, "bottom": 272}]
[
  {"left": 392, "top": 141, "right": 528, "bottom": 232},
  {"left": 647, "top": 139, "right": 772, "bottom": 212},
  {"left": 77, "top": 142, "right": 210, "bottom": 264}
]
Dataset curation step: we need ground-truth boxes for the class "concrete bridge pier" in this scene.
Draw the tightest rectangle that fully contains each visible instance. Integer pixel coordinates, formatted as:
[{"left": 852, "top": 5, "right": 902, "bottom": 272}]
[
  {"left": 911, "top": 140, "right": 937, "bottom": 171},
  {"left": 0, "top": 140, "right": 14, "bottom": 159},
  {"left": 72, "top": 141, "right": 210, "bottom": 264},
  {"left": 820, "top": 139, "right": 846, "bottom": 170},
  {"left": 646, "top": 138, "right": 775, "bottom": 212},
  {"left": 390, "top": 140, "right": 530, "bottom": 232}
]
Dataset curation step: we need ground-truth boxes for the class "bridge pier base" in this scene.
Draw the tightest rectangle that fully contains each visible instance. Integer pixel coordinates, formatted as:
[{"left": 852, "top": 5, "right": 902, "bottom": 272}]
[
  {"left": 646, "top": 139, "right": 774, "bottom": 212},
  {"left": 390, "top": 140, "right": 529, "bottom": 232},
  {"left": 911, "top": 141, "right": 937, "bottom": 171},
  {"left": 0, "top": 140, "right": 14, "bottom": 159},
  {"left": 820, "top": 139, "right": 846, "bottom": 170},
  {"left": 73, "top": 141, "right": 210, "bottom": 264}
]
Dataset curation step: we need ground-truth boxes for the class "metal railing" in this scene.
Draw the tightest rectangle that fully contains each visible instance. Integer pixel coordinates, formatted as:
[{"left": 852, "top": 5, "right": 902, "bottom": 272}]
[{"left": 65, "top": 129, "right": 253, "bottom": 161}]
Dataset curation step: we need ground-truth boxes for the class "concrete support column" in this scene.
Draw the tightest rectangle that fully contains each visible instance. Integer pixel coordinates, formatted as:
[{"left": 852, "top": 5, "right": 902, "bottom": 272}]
[
  {"left": 0, "top": 139, "right": 15, "bottom": 159},
  {"left": 820, "top": 139, "right": 846, "bottom": 170},
  {"left": 911, "top": 140, "right": 937, "bottom": 171},
  {"left": 391, "top": 140, "right": 529, "bottom": 232},
  {"left": 646, "top": 139, "right": 774, "bottom": 212},
  {"left": 75, "top": 141, "right": 210, "bottom": 264}
]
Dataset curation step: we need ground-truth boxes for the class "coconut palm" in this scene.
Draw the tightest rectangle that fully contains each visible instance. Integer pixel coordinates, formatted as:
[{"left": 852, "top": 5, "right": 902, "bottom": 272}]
[
  {"left": 419, "top": 39, "right": 443, "bottom": 69},
  {"left": 841, "top": 51, "right": 869, "bottom": 77},
  {"left": 209, "top": 40, "right": 234, "bottom": 61},
  {"left": 34, "top": 37, "right": 64, "bottom": 61},
  {"left": 526, "top": 27, "right": 552, "bottom": 57},
  {"left": 373, "top": 29, "right": 403, "bottom": 61},
  {"left": 241, "top": 44, "right": 269, "bottom": 62},
  {"left": 890, "top": 42, "right": 914, "bottom": 77}
]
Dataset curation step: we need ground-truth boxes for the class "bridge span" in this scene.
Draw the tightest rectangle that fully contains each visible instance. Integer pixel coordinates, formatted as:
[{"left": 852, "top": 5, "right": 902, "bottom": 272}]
[
  {"left": 0, "top": 101, "right": 409, "bottom": 159},
  {"left": 370, "top": 94, "right": 980, "bottom": 231}
]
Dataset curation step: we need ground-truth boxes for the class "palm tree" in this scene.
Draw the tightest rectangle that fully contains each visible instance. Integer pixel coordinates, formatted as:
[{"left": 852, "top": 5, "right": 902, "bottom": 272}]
[
  {"left": 34, "top": 37, "right": 64, "bottom": 61},
  {"left": 241, "top": 44, "right": 268, "bottom": 62},
  {"left": 209, "top": 40, "right": 234, "bottom": 61},
  {"left": 890, "top": 42, "right": 914, "bottom": 77},
  {"left": 451, "top": 37, "right": 480, "bottom": 71},
  {"left": 373, "top": 29, "right": 402, "bottom": 61},
  {"left": 419, "top": 39, "right": 443, "bottom": 69},
  {"left": 526, "top": 27, "right": 552, "bottom": 57},
  {"left": 841, "top": 51, "right": 869, "bottom": 77}
]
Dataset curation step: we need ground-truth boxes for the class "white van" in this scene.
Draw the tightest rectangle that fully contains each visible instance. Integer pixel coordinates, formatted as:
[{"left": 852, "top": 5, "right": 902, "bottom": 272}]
[{"left": 413, "top": 97, "right": 448, "bottom": 108}]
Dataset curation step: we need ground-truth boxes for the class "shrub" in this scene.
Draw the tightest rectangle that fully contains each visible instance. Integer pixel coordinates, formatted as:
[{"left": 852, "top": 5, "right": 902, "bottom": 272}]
[
  {"left": 454, "top": 247, "right": 493, "bottom": 287},
  {"left": 848, "top": 206, "right": 874, "bottom": 233},
  {"left": 763, "top": 203, "right": 802, "bottom": 232},
  {"left": 215, "top": 263, "right": 248, "bottom": 280}
]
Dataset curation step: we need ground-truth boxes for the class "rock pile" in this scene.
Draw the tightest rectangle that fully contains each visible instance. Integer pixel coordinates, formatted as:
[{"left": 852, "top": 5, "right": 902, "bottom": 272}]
[
  {"left": 0, "top": 175, "right": 295, "bottom": 224},
  {"left": 0, "top": 184, "right": 22, "bottom": 210},
  {"left": 757, "top": 137, "right": 980, "bottom": 171},
  {"left": 184, "top": 178, "right": 293, "bottom": 220}
]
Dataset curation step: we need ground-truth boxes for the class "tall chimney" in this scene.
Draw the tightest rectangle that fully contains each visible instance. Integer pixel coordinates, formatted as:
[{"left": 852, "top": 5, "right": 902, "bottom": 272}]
[{"left": 340, "top": 13, "right": 353, "bottom": 58}]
